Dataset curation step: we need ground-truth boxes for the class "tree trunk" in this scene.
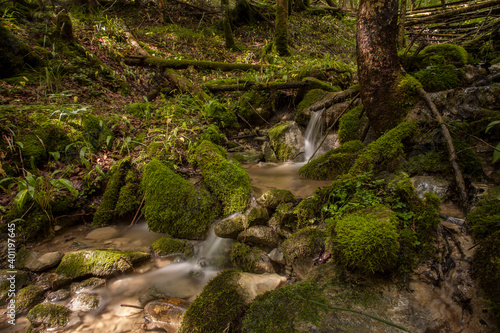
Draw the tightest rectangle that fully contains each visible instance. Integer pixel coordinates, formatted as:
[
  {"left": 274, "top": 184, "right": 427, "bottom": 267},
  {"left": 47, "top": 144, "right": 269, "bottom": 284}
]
[
  {"left": 398, "top": 0, "right": 407, "bottom": 48},
  {"left": 221, "top": 0, "right": 236, "bottom": 49},
  {"left": 356, "top": 0, "right": 401, "bottom": 135},
  {"left": 274, "top": 0, "right": 290, "bottom": 56}
]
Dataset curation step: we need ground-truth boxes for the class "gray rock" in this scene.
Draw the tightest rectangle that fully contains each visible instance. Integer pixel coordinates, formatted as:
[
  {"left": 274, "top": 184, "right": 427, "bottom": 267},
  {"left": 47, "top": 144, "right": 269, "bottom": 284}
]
[
  {"left": 34, "top": 272, "right": 58, "bottom": 291},
  {"left": 236, "top": 272, "right": 287, "bottom": 303},
  {"left": 268, "top": 121, "right": 305, "bottom": 161},
  {"left": 46, "top": 289, "right": 70, "bottom": 302},
  {"left": 70, "top": 277, "right": 106, "bottom": 293},
  {"left": 24, "top": 251, "right": 64, "bottom": 272},
  {"left": 246, "top": 206, "right": 269, "bottom": 227},
  {"left": 68, "top": 292, "right": 102, "bottom": 312},
  {"left": 238, "top": 226, "right": 281, "bottom": 248},
  {"left": 257, "top": 189, "right": 296, "bottom": 209},
  {"left": 85, "top": 226, "right": 121, "bottom": 240},
  {"left": 144, "top": 298, "right": 191, "bottom": 332},
  {"left": 262, "top": 142, "right": 278, "bottom": 162},
  {"left": 411, "top": 176, "right": 451, "bottom": 199},
  {"left": 268, "top": 248, "right": 286, "bottom": 265},
  {"left": 214, "top": 214, "right": 246, "bottom": 239}
]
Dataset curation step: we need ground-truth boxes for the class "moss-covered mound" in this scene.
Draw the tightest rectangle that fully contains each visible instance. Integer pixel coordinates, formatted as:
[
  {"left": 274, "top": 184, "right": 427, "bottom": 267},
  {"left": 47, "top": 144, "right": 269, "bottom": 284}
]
[
  {"left": 15, "top": 285, "right": 45, "bottom": 313},
  {"left": 27, "top": 302, "right": 70, "bottom": 331},
  {"left": 55, "top": 249, "right": 150, "bottom": 279},
  {"left": 242, "top": 281, "right": 327, "bottom": 333},
  {"left": 268, "top": 122, "right": 303, "bottom": 161},
  {"left": 114, "top": 167, "right": 142, "bottom": 217},
  {"left": 338, "top": 105, "right": 366, "bottom": 143},
  {"left": 257, "top": 189, "right": 296, "bottom": 209},
  {"left": 142, "top": 159, "right": 220, "bottom": 238},
  {"left": 298, "top": 140, "right": 364, "bottom": 180},
  {"left": 282, "top": 227, "right": 327, "bottom": 262},
  {"left": 419, "top": 43, "right": 468, "bottom": 66},
  {"left": 190, "top": 141, "right": 251, "bottom": 216},
  {"left": 230, "top": 242, "right": 261, "bottom": 272},
  {"left": 150, "top": 237, "right": 194, "bottom": 257},
  {"left": 414, "top": 64, "right": 464, "bottom": 92},
  {"left": 349, "top": 121, "right": 417, "bottom": 175},
  {"left": 179, "top": 270, "right": 246, "bottom": 333},
  {"left": 328, "top": 208, "right": 400, "bottom": 274}
]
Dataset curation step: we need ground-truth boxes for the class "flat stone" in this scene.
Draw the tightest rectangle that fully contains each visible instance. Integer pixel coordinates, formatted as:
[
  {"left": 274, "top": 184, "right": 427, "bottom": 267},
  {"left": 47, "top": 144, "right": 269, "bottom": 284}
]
[
  {"left": 144, "top": 298, "right": 191, "bottom": 332},
  {"left": 85, "top": 226, "right": 120, "bottom": 240},
  {"left": 237, "top": 226, "right": 281, "bottom": 248},
  {"left": 68, "top": 292, "right": 102, "bottom": 312},
  {"left": 236, "top": 272, "right": 287, "bottom": 303},
  {"left": 25, "top": 251, "right": 64, "bottom": 272}
]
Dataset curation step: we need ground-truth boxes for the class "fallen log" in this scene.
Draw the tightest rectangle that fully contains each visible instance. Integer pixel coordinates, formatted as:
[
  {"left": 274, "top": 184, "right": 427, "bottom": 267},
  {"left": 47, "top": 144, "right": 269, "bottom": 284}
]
[
  {"left": 308, "top": 87, "right": 359, "bottom": 112},
  {"left": 163, "top": 69, "right": 210, "bottom": 101},
  {"left": 124, "top": 56, "right": 263, "bottom": 71},
  {"left": 205, "top": 80, "right": 309, "bottom": 92}
]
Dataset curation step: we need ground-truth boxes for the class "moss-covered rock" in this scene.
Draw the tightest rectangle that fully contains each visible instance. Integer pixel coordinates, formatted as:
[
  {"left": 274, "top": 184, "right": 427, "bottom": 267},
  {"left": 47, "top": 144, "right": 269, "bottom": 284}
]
[
  {"left": 15, "top": 285, "right": 45, "bottom": 313},
  {"left": 298, "top": 140, "right": 364, "bottom": 180},
  {"left": 282, "top": 226, "right": 326, "bottom": 262},
  {"left": 246, "top": 206, "right": 269, "bottom": 226},
  {"left": 27, "top": 302, "right": 70, "bottom": 331},
  {"left": 214, "top": 213, "right": 246, "bottom": 239},
  {"left": 467, "top": 186, "right": 500, "bottom": 240},
  {"left": 237, "top": 226, "right": 282, "bottom": 248},
  {"left": 0, "top": 269, "right": 28, "bottom": 304},
  {"left": 142, "top": 159, "right": 220, "bottom": 238},
  {"left": 178, "top": 270, "right": 246, "bottom": 333},
  {"left": 294, "top": 195, "right": 323, "bottom": 228},
  {"left": 230, "top": 242, "right": 260, "bottom": 272},
  {"left": 92, "top": 158, "right": 131, "bottom": 226},
  {"left": 114, "top": 167, "right": 142, "bottom": 217},
  {"left": 349, "top": 121, "right": 417, "bottom": 175},
  {"left": 190, "top": 141, "right": 251, "bottom": 216},
  {"left": 242, "top": 281, "right": 327, "bottom": 333},
  {"left": 150, "top": 237, "right": 194, "bottom": 257},
  {"left": 414, "top": 64, "right": 464, "bottom": 92},
  {"left": 199, "top": 124, "right": 225, "bottom": 145},
  {"left": 419, "top": 43, "right": 468, "bottom": 67},
  {"left": 328, "top": 208, "right": 400, "bottom": 274},
  {"left": 403, "top": 151, "right": 449, "bottom": 175},
  {"left": 257, "top": 189, "right": 296, "bottom": 209},
  {"left": 295, "top": 89, "right": 329, "bottom": 126},
  {"left": 268, "top": 122, "right": 304, "bottom": 161},
  {"left": 338, "top": 105, "right": 366, "bottom": 143},
  {"left": 55, "top": 249, "right": 150, "bottom": 279}
]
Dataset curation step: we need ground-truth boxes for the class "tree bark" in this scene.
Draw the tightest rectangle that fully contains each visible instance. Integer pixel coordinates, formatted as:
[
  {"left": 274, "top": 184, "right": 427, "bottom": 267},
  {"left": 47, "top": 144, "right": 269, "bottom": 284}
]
[
  {"left": 398, "top": 0, "right": 407, "bottom": 48},
  {"left": 274, "top": 0, "right": 290, "bottom": 56},
  {"left": 357, "top": 0, "right": 401, "bottom": 135}
]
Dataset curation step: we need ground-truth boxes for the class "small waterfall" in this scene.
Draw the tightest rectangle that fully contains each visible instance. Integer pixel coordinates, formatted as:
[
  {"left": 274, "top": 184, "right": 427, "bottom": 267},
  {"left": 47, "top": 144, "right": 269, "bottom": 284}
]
[{"left": 303, "top": 109, "right": 325, "bottom": 162}]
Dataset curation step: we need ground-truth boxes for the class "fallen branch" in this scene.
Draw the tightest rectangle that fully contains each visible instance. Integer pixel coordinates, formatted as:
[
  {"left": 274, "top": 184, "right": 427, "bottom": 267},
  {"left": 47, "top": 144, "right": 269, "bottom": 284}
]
[
  {"left": 120, "top": 304, "right": 144, "bottom": 310},
  {"left": 162, "top": 69, "right": 210, "bottom": 101},
  {"left": 124, "top": 56, "right": 263, "bottom": 72},
  {"left": 309, "top": 87, "right": 359, "bottom": 112},
  {"left": 416, "top": 87, "right": 469, "bottom": 209},
  {"left": 205, "top": 80, "right": 309, "bottom": 92}
]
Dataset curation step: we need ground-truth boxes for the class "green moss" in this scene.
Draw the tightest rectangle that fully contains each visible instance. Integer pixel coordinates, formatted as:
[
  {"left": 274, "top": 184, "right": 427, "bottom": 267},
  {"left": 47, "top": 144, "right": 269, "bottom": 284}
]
[
  {"left": 403, "top": 151, "right": 449, "bottom": 175},
  {"left": 282, "top": 227, "right": 327, "bottom": 261},
  {"left": 55, "top": 249, "right": 150, "bottom": 279},
  {"left": 474, "top": 231, "right": 500, "bottom": 320},
  {"left": 258, "top": 189, "right": 296, "bottom": 209},
  {"left": 16, "top": 285, "right": 45, "bottom": 313},
  {"left": 453, "top": 137, "right": 483, "bottom": 177},
  {"left": 1, "top": 208, "right": 50, "bottom": 241},
  {"left": 125, "top": 102, "right": 153, "bottom": 117},
  {"left": 27, "top": 302, "right": 70, "bottom": 330},
  {"left": 295, "top": 89, "right": 328, "bottom": 126},
  {"left": 394, "top": 73, "right": 422, "bottom": 111},
  {"left": 114, "top": 167, "right": 142, "bottom": 217},
  {"left": 190, "top": 141, "right": 251, "bottom": 216},
  {"left": 414, "top": 64, "right": 463, "bottom": 92},
  {"left": 150, "top": 237, "right": 194, "bottom": 257},
  {"left": 242, "top": 281, "right": 326, "bottom": 333},
  {"left": 81, "top": 114, "right": 113, "bottom": 150},
  {"left": 420, "top": 43, "right": 468, "bottom": 66},
  {"left": 204, "top": 101, "right": 238, "bottom": 129},
  {"left": 199, "top": 125, "right": 225, "bottom": 145},
  {"left": 0, "top": 24, "right": 42, "bottom": 78},
  {"left": 18, "top": 133, "right": 47, "bottom": 169},
  {"left": 338, "top": 105, "right": 365, "bottom": 143},
  {"left": 179, "top": 270, "right": 246, "bottom": 333},
  {"left": 298, "top": 140, "right": 364, "bottom": 180},
  {"left": 303, "top": 77, "right": 337, "bottom": 92},
  {"left": 92, "top": 158, "right": 131, "bottom": 226},
  {"left": 349, "top": 121, "right": 417, "bottom": 175},
  {"left": 467, "top": 186, "right": 500, "bottom": 240},
  {"left": 142, "top": 159, "right": 220, "bottom": 238},
  {"left": 268, "top": 122, "right": 297, "bottom": 161},
  {"left": 294, "top": 195, "right": 323, "bottom": 228},
  {"left": 230, "top": 242, "right": 259, "bottom": 272},
  {"left": 329, "top": 208, "right": 400, "bottom": 274}
]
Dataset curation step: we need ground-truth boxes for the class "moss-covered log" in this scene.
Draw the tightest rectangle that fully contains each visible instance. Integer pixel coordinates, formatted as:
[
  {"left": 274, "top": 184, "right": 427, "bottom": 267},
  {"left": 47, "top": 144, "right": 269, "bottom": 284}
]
[
  {"left": 308, "top": 87, "right": 359, "bottom": 112},
  {"left": 163, "top": 69, "right": 210, "bottom": 101},
  {"left": 205, "top": 80, "right": 309, "bottom": 92},
  {"left": 124, "top": 56, "right": 262, "bottom": 71}
]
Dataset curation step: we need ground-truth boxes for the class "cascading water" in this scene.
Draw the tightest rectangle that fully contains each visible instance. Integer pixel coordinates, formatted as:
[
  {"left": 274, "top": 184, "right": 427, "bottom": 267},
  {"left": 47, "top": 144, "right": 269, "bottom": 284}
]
[{"left": 303, "top": 109, "right": 325, "bottom": 162}]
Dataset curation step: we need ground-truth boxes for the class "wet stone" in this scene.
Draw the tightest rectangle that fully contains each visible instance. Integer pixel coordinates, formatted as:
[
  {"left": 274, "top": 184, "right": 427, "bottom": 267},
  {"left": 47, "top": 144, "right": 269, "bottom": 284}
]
[
  {"left": 46, "top": 289, "right": 71, "bottom": 302},
  {"left": 70, "top": 277, "right": 106, "bottom": 293},
  {"left": 24, "top": 251, "right": 64, "bottom": 272},
  {"left": 237, "top": 226, "right": 282, "bottom": 248},
  {"left": 68, "top": 292, "right": 102, "bottom": 312},
  {"left": 143, "top": 298, "right": 191, "bottom": 332},
  {"left": 34, "top": 272, "right": 58, "bottom": 291}
]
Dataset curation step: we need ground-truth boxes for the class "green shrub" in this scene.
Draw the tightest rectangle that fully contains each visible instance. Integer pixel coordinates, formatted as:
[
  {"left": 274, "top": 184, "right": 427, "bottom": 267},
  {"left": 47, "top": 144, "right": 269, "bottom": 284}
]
[{"left": 330, "top": 209, "right": 400, "bottom": 274}]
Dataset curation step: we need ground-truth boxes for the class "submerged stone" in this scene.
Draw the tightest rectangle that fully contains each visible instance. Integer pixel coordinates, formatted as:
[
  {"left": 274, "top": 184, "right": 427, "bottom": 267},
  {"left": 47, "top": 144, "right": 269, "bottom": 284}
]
[
  {"left": 68, "top": 292, "right": 102, "bottom": 312},
  {"left": 27, "top": 302, "right": 70, "bottom": 331},
  {"left": 144, "top": 298, "right": 191, "bottom": 332}
]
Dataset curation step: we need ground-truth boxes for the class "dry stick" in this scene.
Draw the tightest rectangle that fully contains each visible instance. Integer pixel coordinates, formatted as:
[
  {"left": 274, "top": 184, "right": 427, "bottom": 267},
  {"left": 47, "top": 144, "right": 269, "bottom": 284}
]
[
  {"left": 130, "top": 194, "right": 145, "bottom": 226},
  {"left": 416, "top": 87, "right": 469, "bottom": 209},
  {"left": 120, "top": 304, "right": 144, "bottom": 310},
  {"left": 307, "top": 93, "right": 360, "bottom": 163},
  {"left": 239, "top": 91, "right": 270, "bottom": 125}
]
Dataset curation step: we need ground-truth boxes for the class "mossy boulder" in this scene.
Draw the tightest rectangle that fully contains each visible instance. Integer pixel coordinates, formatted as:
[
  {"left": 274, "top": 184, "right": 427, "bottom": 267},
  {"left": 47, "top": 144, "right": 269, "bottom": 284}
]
[
  {"left": 55, "top": 249, "right": 150, "bottom": 279},
  {"left": 257, "top": 189, "right": 296, "bottom": 209},
  {"left": 295, "top": 89, "right": 329, "bottom": 126},
  {"left": 282, "top": 227, "right": 327, "bottom": 262},
  {"left": 414, "top": 64, "right": 464, "bottom": 92},
  {"left": 142, "top": 159, "right": 220, "bottom": 239},
  {"left": 246, "top": 206, "right": 269, "bottom": 226},
  {"left": 403, "top": 151, "right": 449, "bottom": 175},
  {"left": 150, "top": 237, "right": 194, "bottom": 257},
  {"left": 298, "top": 140, "right": 364, "bottom": 180},
  {"left": 237, "top": 226, "right": 281, "bottom": 248},
  {"left": 467, "top": 186, "right": 500, "bottom": 240},
  {"left": 190, "top": 141, "right": 251, "bottom": 216},
  {"left": 338, "top": 105, "right": 367, "bottom": 143},
  {"left": 114, "top": 167, "right": 142, "bottom": 217},
  {"left": 178, "top": 270, "right": 246, "bottom": 333},
  {"left": 230, "top": 242, "right": 262, "bottom": 273},
  {"left": 242, "top": 281, "right": 327, "bottom": 333},
  {"left": 293, "top": 195, "right": 323, "bottom": 228},
  {"left": 419, "top": 43, "right": 468, "bottom": 67},
  {"left": 268, "top": 122, "right": 304, "bottom": 161},
  {"left": 27, "top": 303, "right": 70, "bottom": 331},
  {"left": 349, "top": 121, "right": 417, "bottom": 175},
  {"left": 15, "top": 285, "right": 45, "bottom": 313},
  {"left": 199, "top": 124, "right": 225, "bottom": 145},
  {"left": 328, "top": 208, "right": 400, "bottom": 274},
  {"left": 214, "top": 213, "right": 246, "bottom": 239}
]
